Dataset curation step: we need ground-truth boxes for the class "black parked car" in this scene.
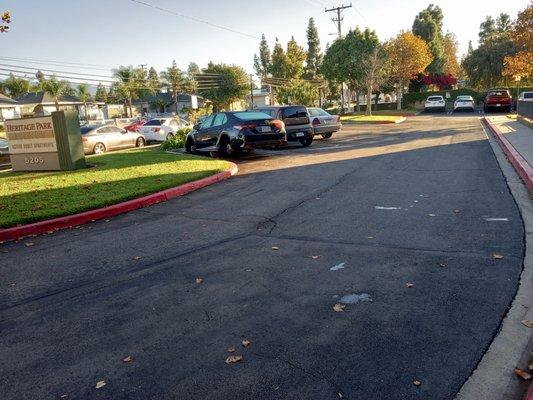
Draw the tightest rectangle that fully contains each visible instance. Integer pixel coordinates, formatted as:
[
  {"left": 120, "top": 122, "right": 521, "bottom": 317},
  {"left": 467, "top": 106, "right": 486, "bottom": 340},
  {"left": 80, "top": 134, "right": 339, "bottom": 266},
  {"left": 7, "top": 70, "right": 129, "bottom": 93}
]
[
  {"left": 255, "top": 105, "right": 314, "bottom": 147},
  {"left": 185, "top": 111, "right": 286, "bottom": 156}
]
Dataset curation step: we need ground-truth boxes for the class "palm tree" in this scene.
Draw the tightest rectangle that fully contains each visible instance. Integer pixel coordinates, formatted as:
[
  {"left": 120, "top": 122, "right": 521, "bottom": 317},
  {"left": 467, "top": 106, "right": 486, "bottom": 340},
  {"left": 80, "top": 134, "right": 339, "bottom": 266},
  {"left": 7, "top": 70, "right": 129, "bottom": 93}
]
[
  {"left": 160, "top": 60, "right": 184, "bottom": 113},
  {"left": 113, "top": 66, "right": 138, "bottom": 117},
  {"left": 42, "top": 76, "right": 65, "bottom": 111},
  {"left": 150, "top": 98, "right": 167, "bottom": 113},
  {"left": 77, "top": 83, "right": 92, "bottom": 122},
  {"left": 4, "top": 73, "right": 30, "bottom": 98}
]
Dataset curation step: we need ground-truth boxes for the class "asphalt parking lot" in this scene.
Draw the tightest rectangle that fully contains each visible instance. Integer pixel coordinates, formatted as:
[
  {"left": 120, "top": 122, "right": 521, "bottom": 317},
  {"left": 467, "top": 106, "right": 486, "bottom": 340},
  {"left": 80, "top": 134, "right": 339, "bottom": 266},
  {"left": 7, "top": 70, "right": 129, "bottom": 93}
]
[{"left": 0, "top": 114, "right": 524, "bottom": 400}]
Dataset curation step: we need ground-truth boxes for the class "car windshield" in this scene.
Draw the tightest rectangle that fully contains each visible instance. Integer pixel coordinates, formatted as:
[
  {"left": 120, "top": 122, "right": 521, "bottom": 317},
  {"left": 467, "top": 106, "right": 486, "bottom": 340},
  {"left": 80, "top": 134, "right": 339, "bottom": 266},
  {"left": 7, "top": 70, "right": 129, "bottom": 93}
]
[
  {"left": 428, "top": 97, "right": 443, "bottom": 101},
  {"left": 144, "top": 119, "right": 163, "bottom": 126},
  {"left": 308, "top": 108, "right": 330, "bottom": 117},
  {"left": 457, "top": 96, "right": 472, "bottom": 101},
  {"left": 234, "top": 112, "right": 272, "bottom": 121},
  {"left": 80, "top": 126, "right": 101, "bottom": 134}
]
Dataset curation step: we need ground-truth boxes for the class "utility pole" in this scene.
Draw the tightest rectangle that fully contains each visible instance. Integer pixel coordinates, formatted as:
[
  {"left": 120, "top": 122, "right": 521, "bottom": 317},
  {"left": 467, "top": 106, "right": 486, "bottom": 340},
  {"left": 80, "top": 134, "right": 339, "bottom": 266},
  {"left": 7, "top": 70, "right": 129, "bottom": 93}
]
[
  {"left": 138, "top": 64, "right": 147, "bottom": 74},
  {"left": 250, "top": 74, "right": 255, "bottom": 110},
  {"left": 325, "top": 4, "right": 352, "bottom": 114},
  {"left": 325, "top": 3, "right": 352, "bottom": 38}
]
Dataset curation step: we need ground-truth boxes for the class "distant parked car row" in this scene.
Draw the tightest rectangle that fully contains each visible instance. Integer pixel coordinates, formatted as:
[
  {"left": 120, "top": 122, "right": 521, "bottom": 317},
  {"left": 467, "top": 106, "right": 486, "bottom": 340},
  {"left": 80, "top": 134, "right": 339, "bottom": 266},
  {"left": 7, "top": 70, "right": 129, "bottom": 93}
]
[{"left": 184, "top": 106, "right": 341, "bottom": 157}]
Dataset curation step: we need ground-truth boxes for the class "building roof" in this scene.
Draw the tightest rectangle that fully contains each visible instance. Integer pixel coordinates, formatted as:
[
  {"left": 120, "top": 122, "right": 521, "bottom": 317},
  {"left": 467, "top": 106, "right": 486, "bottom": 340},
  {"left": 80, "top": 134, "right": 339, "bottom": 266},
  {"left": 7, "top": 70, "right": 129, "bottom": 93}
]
[
  {"left": 135, "top": 92, "right": 204, "bottom": 105},
  {"left": 0, "top": 93, "right": 18, "bottom": 105},
  {"left": 15, "top": 91, "right": 82, "bottom": 105}
]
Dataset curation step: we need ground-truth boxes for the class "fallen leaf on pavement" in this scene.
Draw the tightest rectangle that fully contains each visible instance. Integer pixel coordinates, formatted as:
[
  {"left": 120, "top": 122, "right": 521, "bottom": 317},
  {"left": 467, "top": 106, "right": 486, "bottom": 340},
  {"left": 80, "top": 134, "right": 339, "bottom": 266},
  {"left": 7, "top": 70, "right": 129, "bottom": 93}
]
[
  {"left": 413, "top": 380, "right": 422, "bottom": 387},
  {"left": 333, "top": 303, "right": 346, "bottom": 312},
  {"left": 522, "top": 320, "right": 533, "bottom": 328},
  {"left": 60, "top": 395, "right": 68, "bottom": 400},
  {"left": 95, "top": 380, "right": 106, "bottom": 389},
  {"left": 514, "top": 368, "right": 532, "bottom": 380},
  {"left": 133, "top": 256, "right": 141, "bottom": 260},
  {"left": 271, "top": 246, "right": 279, "bottom": 250},
  {"left": 529, "top": 363, "right": 533, "bottom": 371},
  {"left": 454, "top": 209, "right": 461, "bottom": 214},
  {"left": 428, "top": 214, "right": 436, "bottom": 217},
  {"left": 492, "top": 253, "right": 504, "bottom": 260},
  {"left": 195, "top": 278, "right": 204, "bottom": 284},
  {"left": 227, "top": 347, "right": 236, "bottom": 353},
  {"left": 439, "top": 263, "right": 447, "bottom": 268},
  {"left": 242, "top": 340, "right": 251, "bottom": 348},
  {"left": 310, "top": 255, "right": 321, "bottom": 259},
  {"left": 406, "top": 283, "right": 414, "bottom": 288},
  {"left": 225, "top": 355, "right": 243, "bottom": 364},
  {"left": 123, "top": 356, "right": 133, "bottom": 363},
  {"left": 24, "top": 242, "right": 34, "bottom": 247}
]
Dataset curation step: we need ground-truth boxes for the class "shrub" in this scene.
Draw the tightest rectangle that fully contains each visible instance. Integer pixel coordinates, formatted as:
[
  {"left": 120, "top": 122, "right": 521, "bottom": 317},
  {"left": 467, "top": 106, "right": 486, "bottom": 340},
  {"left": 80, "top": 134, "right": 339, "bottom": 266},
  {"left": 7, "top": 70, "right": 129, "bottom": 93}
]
[{"left": 160, "top": 127, "right": 192, "bottom": 151}]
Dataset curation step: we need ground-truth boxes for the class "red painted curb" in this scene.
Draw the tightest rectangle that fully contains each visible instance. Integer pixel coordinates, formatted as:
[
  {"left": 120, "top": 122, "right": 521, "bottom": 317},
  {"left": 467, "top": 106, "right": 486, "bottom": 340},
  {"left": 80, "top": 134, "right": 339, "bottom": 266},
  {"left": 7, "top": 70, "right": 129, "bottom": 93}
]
[
  {"left": 524, "top": 383, "right": 533, "bottom": 400},
  {"left": 0, "top": 162, "right": 238, "bottom": 242},
  {"left": 483, "top": 117, "right": 533, "bottom": 196}
]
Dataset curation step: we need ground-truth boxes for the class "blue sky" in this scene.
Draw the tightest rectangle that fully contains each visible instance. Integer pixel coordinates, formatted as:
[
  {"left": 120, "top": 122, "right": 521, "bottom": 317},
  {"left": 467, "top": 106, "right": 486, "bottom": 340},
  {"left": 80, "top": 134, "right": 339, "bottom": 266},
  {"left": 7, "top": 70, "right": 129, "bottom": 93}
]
[{"left": 0, "top": 0, "right": 529, "bottom": 81}]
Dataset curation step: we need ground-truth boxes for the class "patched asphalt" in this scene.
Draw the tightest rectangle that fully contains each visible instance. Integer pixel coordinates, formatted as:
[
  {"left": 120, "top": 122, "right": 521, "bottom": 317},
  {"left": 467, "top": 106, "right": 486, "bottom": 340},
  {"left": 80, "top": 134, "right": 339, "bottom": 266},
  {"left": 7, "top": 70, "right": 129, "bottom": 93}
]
[{"left": 0, "top": 114, "right": 524, "bottom": 400}]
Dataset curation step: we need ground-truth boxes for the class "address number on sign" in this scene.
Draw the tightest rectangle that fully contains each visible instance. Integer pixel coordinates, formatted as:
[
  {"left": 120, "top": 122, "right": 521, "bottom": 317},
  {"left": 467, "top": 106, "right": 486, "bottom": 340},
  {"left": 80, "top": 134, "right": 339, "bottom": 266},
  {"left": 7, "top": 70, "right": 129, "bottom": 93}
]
[{"left": 24, "top": 156, "right": 45, "bottom": 165}]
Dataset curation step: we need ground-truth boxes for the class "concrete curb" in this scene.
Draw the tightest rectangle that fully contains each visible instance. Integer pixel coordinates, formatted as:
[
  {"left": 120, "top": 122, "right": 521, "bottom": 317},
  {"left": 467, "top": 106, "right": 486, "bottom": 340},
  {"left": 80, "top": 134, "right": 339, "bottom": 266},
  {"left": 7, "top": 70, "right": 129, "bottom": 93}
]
[
  {"left": 483, "top": 117, "right": 533, "bottom": 196},
  {"left": 0, "top": 162, "right": 238, "bottom": 242},
  {"left": 454, "top": 120, "right": 533, "bottom": 400}
]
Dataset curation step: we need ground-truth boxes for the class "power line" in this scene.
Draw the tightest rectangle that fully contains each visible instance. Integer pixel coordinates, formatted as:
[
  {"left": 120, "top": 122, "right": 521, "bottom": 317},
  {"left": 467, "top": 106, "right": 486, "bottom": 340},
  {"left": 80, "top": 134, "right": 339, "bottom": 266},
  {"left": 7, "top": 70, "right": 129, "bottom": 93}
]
[
  {"left": 0, "top": 56, "right": 113, "bottom": 71},
  {"left": 0, "top": 63, "right": 114, "bottom": 80},
  {"left": 127, "top": 0, "right": 260, "bottom": 40}
]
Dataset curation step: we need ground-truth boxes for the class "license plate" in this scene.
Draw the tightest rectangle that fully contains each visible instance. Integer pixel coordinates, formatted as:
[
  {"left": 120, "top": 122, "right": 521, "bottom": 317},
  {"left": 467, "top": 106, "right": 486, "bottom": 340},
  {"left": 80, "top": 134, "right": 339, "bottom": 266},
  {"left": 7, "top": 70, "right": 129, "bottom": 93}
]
[
  {"left": 258, "top": 126, "right": 271, "bottom": 133},
  {"left": 295, "top": 132, "right": 304, "bottom": 137}
]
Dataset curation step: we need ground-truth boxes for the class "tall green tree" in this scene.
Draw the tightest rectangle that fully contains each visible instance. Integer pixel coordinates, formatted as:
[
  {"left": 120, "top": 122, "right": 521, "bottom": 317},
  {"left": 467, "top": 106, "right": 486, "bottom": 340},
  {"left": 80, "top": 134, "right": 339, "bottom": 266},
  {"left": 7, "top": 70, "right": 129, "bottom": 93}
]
[
  {"left": 77, "top": 83, "right": 92, "bottom": 122},
  {"left": 61, "top": 81, "right": 76, "bottom": 97},
  {"left": 113, "top": 66, "right": 140, "bottom": 117},
  {"left": 462, "top": 13, "right": 515, "bottom": 88},
  {"left": 160, "top": 60, "right": 184, "bottom": 113},
  {"left": 254, "top": 34, "right": 272, "bottom": 77},
  {"left": 305, "top": 18, "right": 322, "bottom": 79},
  {"left": 147, "top": 67, "right": 161, "bottom": 91},
  {"left": 187, "top": 62, "right": 201, "bottom": 77},
  {"left": 412, "top": 4, "right": 446, "bottom": 74},
  {"left": 3, "top": 74, "right": 30, "bottom": 98},
  {"left": 270, "top": 38, "right": 287, "bottom": 78},
  {"left": 198, "top": 63, "right": 248, "bottom": 111},
  {"left": 94, "top": 83, "right": 108, "bottom": 103},
  {"left": 42, "top": 76, "right": 65, "bottom": 111},
  {"left": 285, "top": 37, "right": 306, "bottom": 79}
]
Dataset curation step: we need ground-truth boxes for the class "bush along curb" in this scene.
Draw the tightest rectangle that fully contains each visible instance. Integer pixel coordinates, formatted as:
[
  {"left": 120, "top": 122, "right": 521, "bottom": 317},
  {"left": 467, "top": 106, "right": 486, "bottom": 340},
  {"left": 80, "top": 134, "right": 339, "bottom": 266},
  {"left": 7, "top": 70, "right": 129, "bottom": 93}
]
[
  {"left": 0, "top": 162, "right": 238, "bottom": 242},
  {"left": 483, "top": 117, "right": 533, "bottom": 196}
]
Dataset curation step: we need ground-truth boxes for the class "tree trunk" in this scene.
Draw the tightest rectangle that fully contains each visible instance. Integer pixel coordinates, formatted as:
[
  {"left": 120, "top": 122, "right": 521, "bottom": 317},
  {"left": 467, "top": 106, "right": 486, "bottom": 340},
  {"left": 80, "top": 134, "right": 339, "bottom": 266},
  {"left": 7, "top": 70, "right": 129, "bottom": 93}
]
[
  {"left": 84, "top": 102, "right": 89, "bottom": 122},
  {"left": 128, "top": 97, "right": 133, "bottom": 118},
  {"left": 174, "top": 90, "right": 178, "bottom": 114},
  {"left": 356, "top": 90, "right": 360, "bottom": 112},
  {"left": 396, "top": 80, "right": 402, "bottom": 111},
  {"left": 366, "top": 85, "right": 372, "bottom": 116},
  {"left": 55, "top": 99, "right": 60, "bottom": 111}
]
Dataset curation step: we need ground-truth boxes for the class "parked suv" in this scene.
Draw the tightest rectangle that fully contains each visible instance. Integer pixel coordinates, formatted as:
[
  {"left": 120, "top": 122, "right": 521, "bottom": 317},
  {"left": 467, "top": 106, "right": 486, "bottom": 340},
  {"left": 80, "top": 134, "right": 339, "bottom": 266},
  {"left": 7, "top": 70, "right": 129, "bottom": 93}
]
[
  {"left": 185, "top": 111, "right": 286, "bottom": 156},
  {"left": 255, "top": 105, "right": 314, "bottom": 147},
  {"left": 484, "top": 89, "right": 512, "bottom": 113}
]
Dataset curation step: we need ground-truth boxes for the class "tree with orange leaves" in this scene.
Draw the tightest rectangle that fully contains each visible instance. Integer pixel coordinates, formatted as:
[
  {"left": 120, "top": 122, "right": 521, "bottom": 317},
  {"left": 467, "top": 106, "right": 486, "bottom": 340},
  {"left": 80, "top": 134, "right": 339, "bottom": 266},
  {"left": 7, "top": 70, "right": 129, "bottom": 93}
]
[
  {"left": 503, "top": 2, "right": 532, "bottom": 82},
  {"left": 385, "top": 31, "right": 433, "bottom": 110}
]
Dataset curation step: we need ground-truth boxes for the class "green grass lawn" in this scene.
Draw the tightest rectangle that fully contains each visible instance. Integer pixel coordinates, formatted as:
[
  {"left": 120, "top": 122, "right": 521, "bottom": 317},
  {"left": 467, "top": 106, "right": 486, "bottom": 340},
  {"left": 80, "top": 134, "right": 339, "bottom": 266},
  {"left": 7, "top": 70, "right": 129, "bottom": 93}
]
[
  {"left": 0, "top": 148, "right": 230, "bottom": 228},
  {"left": 340, "top": 115, "right": 406, "bottom": 123}
]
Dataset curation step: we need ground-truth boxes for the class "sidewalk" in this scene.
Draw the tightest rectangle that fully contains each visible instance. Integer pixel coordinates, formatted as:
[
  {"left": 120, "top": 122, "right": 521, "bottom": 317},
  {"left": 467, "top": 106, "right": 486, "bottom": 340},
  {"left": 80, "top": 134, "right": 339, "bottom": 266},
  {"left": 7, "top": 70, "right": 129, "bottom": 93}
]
[{"left": 485, "top": 116, "right": 533, "bottom": 196}]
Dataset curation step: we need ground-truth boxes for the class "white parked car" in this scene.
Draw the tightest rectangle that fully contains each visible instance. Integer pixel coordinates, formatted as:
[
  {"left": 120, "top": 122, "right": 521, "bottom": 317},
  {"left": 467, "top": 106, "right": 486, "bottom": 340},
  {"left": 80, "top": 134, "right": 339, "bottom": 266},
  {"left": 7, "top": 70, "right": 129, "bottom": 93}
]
[
  {"left": 454, "top": 95, "right": 475, "bottom": 111},
  {"left": 518, "top": 91, "right": 533, "bottom": 101},
  {"left": 424, "top": 96, "right": 446, "bottom": 112},
  {"left": 139, "top": 117, "right": 190, "bottom": 142}
]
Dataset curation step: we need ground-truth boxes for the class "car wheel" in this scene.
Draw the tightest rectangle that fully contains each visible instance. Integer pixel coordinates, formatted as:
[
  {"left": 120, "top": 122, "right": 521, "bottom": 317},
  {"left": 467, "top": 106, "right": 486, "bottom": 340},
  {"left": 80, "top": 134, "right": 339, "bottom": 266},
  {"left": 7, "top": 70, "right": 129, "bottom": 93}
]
[
  {"left": 166, "top": 133, "right": 174, "bottom": 141},
  {"left": 322, "top": 133, "right": 333, "bottom": 139},
  {"left": 185, "top": 138, "right": 196, "bottom": 154},
  {"left": 300, "top": 136, "right": 313, "bottom": 147},
  {"left": 93, "top": 142, "right": 106, "bottom": 155},
  {"left": 135, "top": 137, "right": 146, "bottom": 148},
  {"left": 218, "top": 137, "right": 238, "bottom": 157}
]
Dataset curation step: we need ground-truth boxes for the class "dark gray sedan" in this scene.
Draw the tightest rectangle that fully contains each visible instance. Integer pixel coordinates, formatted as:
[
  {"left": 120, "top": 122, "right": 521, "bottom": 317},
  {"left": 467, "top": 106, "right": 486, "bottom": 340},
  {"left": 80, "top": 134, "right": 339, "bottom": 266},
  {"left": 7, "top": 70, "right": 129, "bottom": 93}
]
[{"left": 81, "top": 124, "right": 146, "bottom": 155}]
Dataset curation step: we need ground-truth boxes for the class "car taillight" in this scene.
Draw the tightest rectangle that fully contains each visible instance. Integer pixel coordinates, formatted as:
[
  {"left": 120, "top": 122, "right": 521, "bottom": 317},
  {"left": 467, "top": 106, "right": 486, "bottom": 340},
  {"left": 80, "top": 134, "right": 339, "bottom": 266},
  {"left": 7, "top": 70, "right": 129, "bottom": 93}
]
[
  {"left": 271, "top": 119, "right": 285, "bottom": 131},
  {"left": 81, "top": 137, "right": 87, "bottom": 142},
  {"left": 153, "top": 127, "right": 161, "bottom": 132},
  {"left": 312, "top": 118, "right": 321, "bottom": 126},
  {"left": 234, "top": 124, "right": 257, "bottom": 131}
]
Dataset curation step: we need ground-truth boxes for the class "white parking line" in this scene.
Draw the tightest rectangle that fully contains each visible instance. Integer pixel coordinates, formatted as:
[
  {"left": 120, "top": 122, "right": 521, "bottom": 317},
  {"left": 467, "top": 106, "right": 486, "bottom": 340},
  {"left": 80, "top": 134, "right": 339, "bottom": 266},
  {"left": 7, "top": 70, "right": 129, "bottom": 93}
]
[
  {"left": 330, "top": 262, "right": 346, "bottom": 271},
  {"left": 375, "top": 206, "right": 402, "bottom": 210},
  {"left": 484, "top": 218, "right": 509, "bottom": 222}
]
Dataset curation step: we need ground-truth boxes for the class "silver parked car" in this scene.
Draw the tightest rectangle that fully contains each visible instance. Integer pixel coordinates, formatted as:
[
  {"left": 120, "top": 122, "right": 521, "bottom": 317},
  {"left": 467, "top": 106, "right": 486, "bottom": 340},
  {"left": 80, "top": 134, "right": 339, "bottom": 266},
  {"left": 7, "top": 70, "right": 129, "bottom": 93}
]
[
  {"left": 307, "top": 107, "right": 342, "bottom": 139},
  {"left": 81, "top": 124, "right": 146, "bottom": 155}
]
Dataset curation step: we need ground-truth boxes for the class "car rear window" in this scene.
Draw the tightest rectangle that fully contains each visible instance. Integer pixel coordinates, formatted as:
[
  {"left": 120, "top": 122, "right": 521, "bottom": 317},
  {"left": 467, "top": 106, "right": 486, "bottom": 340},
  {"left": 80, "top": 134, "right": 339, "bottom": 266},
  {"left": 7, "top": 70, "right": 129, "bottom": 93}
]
[
  {"left": 308, "top": 108, "right": 329, "bottom": 117},
  {"left": 427, "top": 97, "right": 443, "bottom": 101},
  {"left": 456, "top": 96, "right": 471, "bottom": 101},
  {"left": 523, "top": 93, "right": 533, "bottom": 99},
  {"left": 144, "top": 119, "right": 163, "bottom": 126},
  {"left": 282, "top": 106, "right": 308, "bottom": 118},
  {"left": 488, "top": 91, "right": 509, "bottom": 97},
  {"left": 234, "top": 112, "right": 272, "bottom": 121},
  {"left": 80, "top": 126, "right": 100, "bottom": 134}
]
